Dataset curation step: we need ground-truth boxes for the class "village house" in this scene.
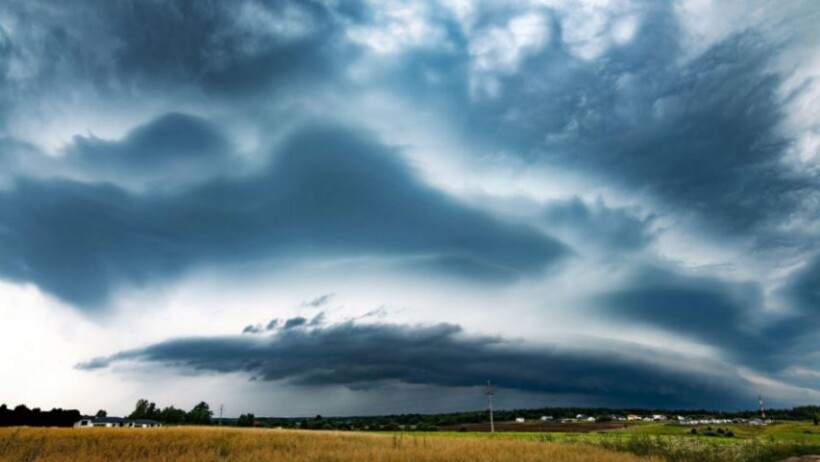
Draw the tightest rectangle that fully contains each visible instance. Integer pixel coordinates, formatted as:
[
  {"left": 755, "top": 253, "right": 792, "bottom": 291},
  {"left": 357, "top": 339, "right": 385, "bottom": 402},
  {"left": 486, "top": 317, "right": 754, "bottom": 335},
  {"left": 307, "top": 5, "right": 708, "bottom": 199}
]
[{"left": 74, "top": 417, "right": 162, "bottom": 428}]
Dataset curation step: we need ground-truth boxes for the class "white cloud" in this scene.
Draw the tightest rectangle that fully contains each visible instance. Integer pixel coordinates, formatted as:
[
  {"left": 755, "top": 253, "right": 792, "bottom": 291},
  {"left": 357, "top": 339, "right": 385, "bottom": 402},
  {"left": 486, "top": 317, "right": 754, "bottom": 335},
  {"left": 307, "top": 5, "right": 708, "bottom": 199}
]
[{"left": 346, "top": 1, "right": 448, "bottom": 55}]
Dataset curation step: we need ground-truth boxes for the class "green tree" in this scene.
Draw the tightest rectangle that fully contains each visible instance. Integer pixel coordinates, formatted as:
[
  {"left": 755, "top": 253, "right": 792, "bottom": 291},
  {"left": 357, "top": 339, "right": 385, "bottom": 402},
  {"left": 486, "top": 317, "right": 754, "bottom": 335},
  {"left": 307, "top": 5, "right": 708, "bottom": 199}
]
[
  {"left": 129, "top": 399, "right": 151, "bottom": 420},
  {"left": 160, "top": 406, "right": 187, "bottom": 425},
  {"left": 95, "top": 409, "right": 107, "bottom": 418},
  {"left": 187, "top": 402, "right": 213, "bottom": 425},
  {"left": 237, "top": 413, "right": 255, "bottom": 427}
]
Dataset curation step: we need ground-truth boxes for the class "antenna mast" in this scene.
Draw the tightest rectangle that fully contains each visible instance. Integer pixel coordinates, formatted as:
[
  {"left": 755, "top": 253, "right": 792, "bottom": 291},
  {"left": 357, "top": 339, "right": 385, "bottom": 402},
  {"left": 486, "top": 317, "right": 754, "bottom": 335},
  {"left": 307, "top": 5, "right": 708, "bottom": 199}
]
[{"left": 486, "top": 380, "right": 495, "bottom": 433}]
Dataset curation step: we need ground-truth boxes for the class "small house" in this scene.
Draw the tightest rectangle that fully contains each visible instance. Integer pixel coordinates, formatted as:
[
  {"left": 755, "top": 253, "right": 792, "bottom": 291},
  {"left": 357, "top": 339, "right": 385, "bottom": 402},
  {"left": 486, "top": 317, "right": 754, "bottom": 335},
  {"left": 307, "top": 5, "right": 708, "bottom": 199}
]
[
  {"left": 515, "top": 417, "right": 525, "bottom": 423},
  {"left": 74, "top": 417, "right": 162, "bottom": 428},
  {"left": 129, "top": 419, "right": 162, "bottom": 428}
]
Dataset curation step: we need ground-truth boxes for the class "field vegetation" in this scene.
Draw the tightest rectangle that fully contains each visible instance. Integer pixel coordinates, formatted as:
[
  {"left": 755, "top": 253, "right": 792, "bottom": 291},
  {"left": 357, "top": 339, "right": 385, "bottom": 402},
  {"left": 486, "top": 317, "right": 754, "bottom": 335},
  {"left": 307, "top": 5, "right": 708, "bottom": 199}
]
[
  {"left": 409, "top": 421, "right": 820, "bottom": 462},
  {"left": 0, "top": 426, "right": 658, "bottom": 462}
]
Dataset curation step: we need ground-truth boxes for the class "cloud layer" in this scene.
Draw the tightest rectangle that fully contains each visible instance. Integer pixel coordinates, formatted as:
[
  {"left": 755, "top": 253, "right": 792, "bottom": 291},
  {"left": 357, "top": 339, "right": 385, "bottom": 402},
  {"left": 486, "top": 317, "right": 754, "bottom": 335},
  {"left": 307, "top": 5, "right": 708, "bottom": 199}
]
[
  {"left": 80, "top": 320, "right": 753, "bottom": 408},
  {"left": 0, "top": 120, "right": 566, "bottom": 309},
  {"left": 0, "top": 0, "right": 818, "bottom": 413}
]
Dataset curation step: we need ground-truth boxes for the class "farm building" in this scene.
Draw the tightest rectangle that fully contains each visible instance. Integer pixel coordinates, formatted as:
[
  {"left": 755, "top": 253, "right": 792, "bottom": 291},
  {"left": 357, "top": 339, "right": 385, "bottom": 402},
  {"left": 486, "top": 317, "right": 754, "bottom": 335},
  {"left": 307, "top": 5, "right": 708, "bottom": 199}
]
[
  {"left": 74, "top": 417, "right": 162, "bottom": 428},
  {"left": 514, "top": 417, "right": 525, "bottom": 423}
]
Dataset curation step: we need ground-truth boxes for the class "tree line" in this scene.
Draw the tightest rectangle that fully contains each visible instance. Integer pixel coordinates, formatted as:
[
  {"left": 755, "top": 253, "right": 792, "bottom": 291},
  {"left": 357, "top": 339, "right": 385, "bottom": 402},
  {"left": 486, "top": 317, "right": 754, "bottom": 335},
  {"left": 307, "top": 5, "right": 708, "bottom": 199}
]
[
  {"left": 2, "top": 401, "right": 817, "bottom": 429},
  {"left": 127, "top": 399, "right": 213, "bottom": 425},
  {"left": 0, "top": 404, "right": 81, "bottom": 427}
]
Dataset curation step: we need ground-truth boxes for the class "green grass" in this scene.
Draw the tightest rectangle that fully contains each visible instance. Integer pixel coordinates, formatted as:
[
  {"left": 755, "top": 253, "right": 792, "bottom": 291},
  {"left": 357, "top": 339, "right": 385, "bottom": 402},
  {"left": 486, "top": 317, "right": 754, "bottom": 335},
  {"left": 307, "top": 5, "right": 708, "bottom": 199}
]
[{"left": 385, "top": 421, "right": 820, "bottom": 462}]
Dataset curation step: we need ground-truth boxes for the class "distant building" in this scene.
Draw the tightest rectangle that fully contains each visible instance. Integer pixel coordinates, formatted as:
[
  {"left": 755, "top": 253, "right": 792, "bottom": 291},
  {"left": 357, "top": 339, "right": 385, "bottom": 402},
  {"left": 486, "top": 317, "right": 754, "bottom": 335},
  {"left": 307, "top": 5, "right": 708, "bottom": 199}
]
[
  {"left": 515, "top": 417, "right": 525, "bottom": 423},
  {"left": 540, "top": 416, "right": 553, "bottom": 421},
  {"left": 652, "top": 415, "right": 666, "bottom": 421},
  {"left": 128, "top": 419, "right": 162, "bottom": 428},
  {"left": 627, "top": 414, "right": 641, "bottom": 421},
  {"left": 74, "top": 417, "right": 162, "bottom": 428}
]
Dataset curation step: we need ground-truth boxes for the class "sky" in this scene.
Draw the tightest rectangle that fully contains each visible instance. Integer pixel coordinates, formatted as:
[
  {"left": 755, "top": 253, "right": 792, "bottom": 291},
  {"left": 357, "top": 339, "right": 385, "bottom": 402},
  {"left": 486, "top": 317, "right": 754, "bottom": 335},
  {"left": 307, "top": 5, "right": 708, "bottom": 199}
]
[{"left": 0, "top": 0, "right": 818, "bottom": 417}]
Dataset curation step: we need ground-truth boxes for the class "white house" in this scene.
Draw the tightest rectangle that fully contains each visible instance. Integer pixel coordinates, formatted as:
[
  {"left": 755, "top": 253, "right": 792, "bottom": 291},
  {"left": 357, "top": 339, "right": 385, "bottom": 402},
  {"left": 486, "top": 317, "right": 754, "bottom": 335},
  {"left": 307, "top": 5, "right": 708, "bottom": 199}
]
[
  {"left": 74, "top": 417, "right": 161, "bottom": 428},
  {"left": 540, "top": 416, "right": 553, "bottom": 421},
  {"left": 515, "top": 417, "right": 525, "bottom": 423}
]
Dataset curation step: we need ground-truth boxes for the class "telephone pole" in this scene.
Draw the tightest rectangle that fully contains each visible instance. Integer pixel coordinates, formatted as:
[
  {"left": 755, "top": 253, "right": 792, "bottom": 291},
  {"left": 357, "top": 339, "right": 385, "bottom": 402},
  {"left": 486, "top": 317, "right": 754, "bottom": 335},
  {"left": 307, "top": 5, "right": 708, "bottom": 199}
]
[
  {"left": 758, "top": 395, "right": 765, "bottom": 420},
  {"left": 219, "top": 404, "right": 224, "bottom": 426},
  {"left": 486, "top": 380, "right": 495, "bottom": 433}
]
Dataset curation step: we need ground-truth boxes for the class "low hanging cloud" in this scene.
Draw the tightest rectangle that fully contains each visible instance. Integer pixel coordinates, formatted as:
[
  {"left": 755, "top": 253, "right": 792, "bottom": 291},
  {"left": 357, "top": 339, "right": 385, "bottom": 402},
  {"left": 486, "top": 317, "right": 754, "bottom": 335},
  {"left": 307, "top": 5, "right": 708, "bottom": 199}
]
[
  {"left": 78, "top": 320, "right": 755, "bottom": 408},
  {"left": 597, "top": 265, "right": 820, "bottom": 379},
  {"left": 0, "top": 118, "right": 567, "bottom": 310}
]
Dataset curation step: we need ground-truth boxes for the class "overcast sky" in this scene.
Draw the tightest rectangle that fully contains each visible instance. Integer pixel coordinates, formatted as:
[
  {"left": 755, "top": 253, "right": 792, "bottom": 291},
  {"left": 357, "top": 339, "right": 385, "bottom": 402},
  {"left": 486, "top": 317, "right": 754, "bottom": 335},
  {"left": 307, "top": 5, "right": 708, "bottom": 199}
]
[{"left": 0, "top": 0, "right": 818, "bottom": 417}]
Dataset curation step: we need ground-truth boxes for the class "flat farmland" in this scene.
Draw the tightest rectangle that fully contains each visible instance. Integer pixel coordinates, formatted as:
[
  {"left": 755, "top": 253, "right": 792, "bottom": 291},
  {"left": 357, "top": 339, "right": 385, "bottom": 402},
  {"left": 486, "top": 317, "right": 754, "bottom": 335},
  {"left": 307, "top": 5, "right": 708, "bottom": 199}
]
[
  {"left": 439, "top": 420, "right": 644, "bottom": 433},
  {"left": 0, "top": 426, "right": 658, "bottom": 462}
]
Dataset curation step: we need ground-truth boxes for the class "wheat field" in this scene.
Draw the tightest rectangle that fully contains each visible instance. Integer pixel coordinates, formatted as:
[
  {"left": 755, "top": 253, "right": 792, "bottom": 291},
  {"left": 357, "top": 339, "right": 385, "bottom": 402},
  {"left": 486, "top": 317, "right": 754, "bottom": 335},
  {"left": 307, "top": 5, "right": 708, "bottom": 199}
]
[{"left": 0, "top": 427, "right": 660, "bottom": 462}]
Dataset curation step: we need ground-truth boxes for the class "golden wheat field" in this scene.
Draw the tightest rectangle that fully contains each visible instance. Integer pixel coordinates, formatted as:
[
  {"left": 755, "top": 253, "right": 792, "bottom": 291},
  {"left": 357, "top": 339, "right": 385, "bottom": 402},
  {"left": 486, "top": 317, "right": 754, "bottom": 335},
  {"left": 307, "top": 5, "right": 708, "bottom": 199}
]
[{"left": 0, "top": 426, "right": 660, "bottom": 462}]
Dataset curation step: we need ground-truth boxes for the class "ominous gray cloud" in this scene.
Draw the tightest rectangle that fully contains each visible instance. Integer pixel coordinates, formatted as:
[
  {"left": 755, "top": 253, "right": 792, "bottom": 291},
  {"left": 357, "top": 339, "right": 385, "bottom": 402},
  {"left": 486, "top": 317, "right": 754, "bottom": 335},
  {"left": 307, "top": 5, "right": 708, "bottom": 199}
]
[
  {"left": 79, "top": 321, "right": 754, "bottom": 408},
  {"left": 430, "top": 5, "right": 820, "bottom": 239},
  {"left": 2, "top": 0, "right": 819, "bottom": 411},
  {"left": 0, "top": 119, "right": 567, "bottom": 310},
  {"left": 598, "top": 268, "right": 775, "bottom": 367},
  {"left": 0, "top": 0, "right": 352, "bottom": 107},
  {"left": 543, "top": 197, "right": 656, "bottom": 253},
  {"left": 283, "top": 317, "right": 307, "bottom": 330},
  {"left": 58, "top": 113, "right": 234, "bottom": 187},
  {"left": 783, "top": 256, "right": 820, "bottom": 317}
]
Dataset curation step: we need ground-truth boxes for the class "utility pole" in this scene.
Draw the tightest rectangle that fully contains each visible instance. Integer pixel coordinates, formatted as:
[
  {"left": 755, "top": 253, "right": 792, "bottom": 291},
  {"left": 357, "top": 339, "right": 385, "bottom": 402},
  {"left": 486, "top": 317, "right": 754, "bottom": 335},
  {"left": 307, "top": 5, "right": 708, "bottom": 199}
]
[
  {"left": 219, "top": 404, "right": 224, "bottom": 426},
  {"left": 486, "top": 380, "right": 495, "bottom": 433},
  {"left": 758, "top": 395, "right": 766, "bottom": 420}
]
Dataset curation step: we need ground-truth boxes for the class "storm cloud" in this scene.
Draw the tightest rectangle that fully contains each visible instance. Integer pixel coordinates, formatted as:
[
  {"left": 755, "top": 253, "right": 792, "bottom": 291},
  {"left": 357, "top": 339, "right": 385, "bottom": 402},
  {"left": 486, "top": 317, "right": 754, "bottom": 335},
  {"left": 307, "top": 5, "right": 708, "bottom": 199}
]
[
  {"left": 1, "top": 0, "right": 819, "bottom": 414},
  {"left": 0, "top": 119, "right": 567, "bottom": 309},
  {"left": 80, "top": 320, "right": 754, "bottom": 408}
]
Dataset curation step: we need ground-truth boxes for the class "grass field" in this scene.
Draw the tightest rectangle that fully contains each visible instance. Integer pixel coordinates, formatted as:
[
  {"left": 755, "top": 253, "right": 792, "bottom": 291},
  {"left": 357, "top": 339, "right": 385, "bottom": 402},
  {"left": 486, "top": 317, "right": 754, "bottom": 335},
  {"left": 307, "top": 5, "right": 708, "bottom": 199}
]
[
  {"left": 0, "top": 426, "right": 659, "bottom": 462},
  {"left": 404, "top": 421, "right": 820, "bottom": 462},
  {"left": 1, "top": 423, "right": 818, "bottom": 462}
]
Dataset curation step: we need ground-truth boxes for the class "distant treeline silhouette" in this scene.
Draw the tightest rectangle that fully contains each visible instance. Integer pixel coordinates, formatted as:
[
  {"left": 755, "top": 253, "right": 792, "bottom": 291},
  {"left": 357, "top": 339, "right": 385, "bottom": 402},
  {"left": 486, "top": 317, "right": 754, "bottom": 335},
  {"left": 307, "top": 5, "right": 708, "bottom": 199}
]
[{"left": 0, "top": 404, "right": 81, "bottom": 427}]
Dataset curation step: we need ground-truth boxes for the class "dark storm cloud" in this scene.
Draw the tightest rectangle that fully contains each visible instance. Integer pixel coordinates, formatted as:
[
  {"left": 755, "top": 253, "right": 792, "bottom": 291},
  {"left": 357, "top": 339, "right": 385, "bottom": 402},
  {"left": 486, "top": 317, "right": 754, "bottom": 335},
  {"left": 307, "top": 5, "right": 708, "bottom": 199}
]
[
  {"left": 0, "top": 0, "right": 351, "bottom": 101},
  {"left": 596, "top": 267, "right": 820, "bottom": 373},
  {"left": 783, "top": 257, "right": 820, "bottom": 317},
  {"left": 426, "top": 3, "right": 819, "bottom": 239},
  {"left": 283, "top": 317, "right": 307, "bottom": 330},
  {"left": 78, "top": 321, "right": 753, "bottom": 408},
  {"left": 64, "top": 113, "right": 231, "bottom": 170},
  {"left": 543, "top": 197, "right": 656, "bottom": 252},
  {"left": 0, "top": 119, "right": 567, "bottom": 310}
]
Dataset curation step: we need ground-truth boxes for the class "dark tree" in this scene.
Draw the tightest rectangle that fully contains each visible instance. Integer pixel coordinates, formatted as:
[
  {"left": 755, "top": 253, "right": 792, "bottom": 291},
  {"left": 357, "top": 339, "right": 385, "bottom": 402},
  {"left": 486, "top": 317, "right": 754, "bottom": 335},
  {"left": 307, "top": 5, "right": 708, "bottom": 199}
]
[
  {"left": 187, "top": 402, "right": 213, "bottom": 425},
  {"left": 237, "top": 413, "right": 256, "bottom": 427}
]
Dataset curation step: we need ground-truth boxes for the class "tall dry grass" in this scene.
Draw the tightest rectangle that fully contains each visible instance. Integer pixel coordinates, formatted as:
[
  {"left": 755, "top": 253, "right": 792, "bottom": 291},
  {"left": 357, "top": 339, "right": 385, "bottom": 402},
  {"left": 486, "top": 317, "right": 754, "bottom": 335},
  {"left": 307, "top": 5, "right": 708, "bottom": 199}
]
[{"left": 0, "top": 426, "right": 661, "bottom": 462}]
